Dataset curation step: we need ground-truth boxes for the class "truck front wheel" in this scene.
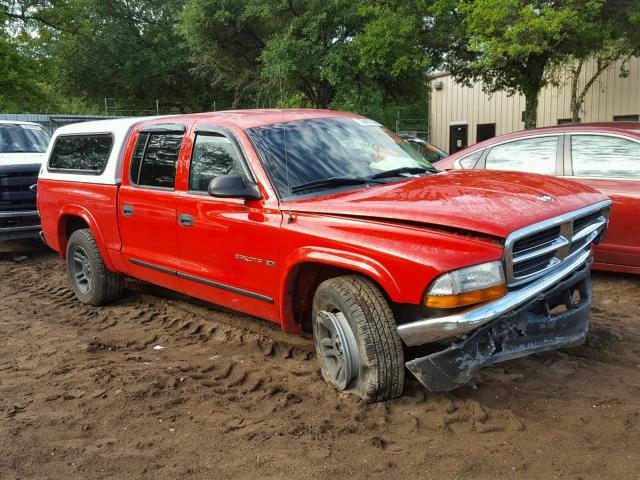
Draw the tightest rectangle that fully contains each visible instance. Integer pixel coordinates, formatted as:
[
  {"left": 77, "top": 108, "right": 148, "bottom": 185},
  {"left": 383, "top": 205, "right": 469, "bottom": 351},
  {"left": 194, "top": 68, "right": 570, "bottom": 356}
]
[
  {"left": 66, "top": 229, "right": 124, "bottom": 306},
  {"left": 312, "top": 275, "right": 405, "bottom": 402}
]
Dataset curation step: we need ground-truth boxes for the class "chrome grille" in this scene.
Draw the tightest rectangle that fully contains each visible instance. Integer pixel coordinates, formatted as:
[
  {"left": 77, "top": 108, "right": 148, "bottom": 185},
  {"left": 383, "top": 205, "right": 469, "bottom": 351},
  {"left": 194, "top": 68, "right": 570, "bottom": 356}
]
[
  {"left": 504, "top": 200, "right": 611, "bottom": 287},
  {"left": 512, "top": 225, "right": 561, "bottom": 254}
]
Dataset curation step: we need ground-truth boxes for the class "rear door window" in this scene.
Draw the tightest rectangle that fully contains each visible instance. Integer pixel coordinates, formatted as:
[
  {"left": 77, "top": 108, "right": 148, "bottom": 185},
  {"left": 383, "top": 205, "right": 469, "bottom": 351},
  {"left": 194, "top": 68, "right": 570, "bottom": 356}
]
[
  {"left": 130, "top": 133, "right": 183, "bottom": 189},
  {"left": 571, "top": 134, "right": 640, "bottom": 179},
  {"left": 485, "top": 136, "right": 559, "bottom": 174},
  {"left": 48, "top": 134, "right": 113, "bottom": 173}
]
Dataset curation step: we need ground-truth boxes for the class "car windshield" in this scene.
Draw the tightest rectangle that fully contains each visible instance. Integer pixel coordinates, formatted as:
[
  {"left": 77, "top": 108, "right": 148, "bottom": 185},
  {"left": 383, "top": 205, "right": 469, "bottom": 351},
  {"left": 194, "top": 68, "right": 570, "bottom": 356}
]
[
  {"left": 247, "top": 117, "right": 434, "bottom": 197},
  {"left": 0, "top": 124, "right": 50, "bottom": 154}
]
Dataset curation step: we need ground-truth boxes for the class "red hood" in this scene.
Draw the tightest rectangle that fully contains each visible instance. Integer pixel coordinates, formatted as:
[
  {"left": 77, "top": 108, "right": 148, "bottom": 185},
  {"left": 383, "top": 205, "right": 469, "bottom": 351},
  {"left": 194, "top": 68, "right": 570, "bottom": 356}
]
[{"left": 285, "top": 170, "right": 608, "bottom": 239}]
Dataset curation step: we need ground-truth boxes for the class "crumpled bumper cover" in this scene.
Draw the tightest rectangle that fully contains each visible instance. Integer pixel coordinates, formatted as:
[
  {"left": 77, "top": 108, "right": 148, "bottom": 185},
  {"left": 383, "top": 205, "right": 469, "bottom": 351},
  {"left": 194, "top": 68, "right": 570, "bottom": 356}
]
[{"left": 406, "top": 259, "right": 592, "bottom": 392}]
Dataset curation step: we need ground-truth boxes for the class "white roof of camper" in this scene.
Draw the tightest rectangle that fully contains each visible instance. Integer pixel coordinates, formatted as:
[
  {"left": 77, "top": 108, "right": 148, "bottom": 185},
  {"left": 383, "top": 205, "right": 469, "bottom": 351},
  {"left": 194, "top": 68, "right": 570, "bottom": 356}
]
[{"left": 39, "top": 117, "right": 155, "bottom": 184}]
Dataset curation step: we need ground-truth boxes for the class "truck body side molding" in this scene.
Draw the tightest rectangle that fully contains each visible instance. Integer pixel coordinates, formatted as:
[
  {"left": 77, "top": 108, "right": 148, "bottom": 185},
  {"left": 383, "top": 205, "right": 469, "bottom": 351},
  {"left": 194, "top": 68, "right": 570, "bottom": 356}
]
[{"left": 127, "top": 258, "right": 274, "bottom": 304}]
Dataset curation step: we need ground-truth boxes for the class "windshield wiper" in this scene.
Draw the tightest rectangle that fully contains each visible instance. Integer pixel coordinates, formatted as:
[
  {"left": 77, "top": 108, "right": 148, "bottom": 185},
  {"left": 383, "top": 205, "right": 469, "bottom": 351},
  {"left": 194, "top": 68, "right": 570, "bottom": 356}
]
[
  {"left": 290, "top": 177, "right": 384, "bottom": 194},
  {"left": 370, "top": 166, "right": 439, "bottom": 179}
]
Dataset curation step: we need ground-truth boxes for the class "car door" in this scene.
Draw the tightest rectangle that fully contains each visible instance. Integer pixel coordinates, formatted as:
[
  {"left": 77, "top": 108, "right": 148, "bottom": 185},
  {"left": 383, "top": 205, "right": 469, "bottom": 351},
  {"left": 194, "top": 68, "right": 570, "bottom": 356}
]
[
  {"left": 176, "top": 125, "right": 281, "bottom": 322},
  {"left": 118, "top": 124, "right": 186, "bottom": 290},
  {"left": 479, "top": 134, "right": 563, "bottom": 175},
  {"left": 565, "top": 133, "right": 640, "bottom": 270}
]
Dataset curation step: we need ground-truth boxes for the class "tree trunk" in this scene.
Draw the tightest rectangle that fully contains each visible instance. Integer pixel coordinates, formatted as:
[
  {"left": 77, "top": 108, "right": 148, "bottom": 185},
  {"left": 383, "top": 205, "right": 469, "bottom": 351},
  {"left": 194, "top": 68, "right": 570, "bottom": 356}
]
[
  {"left": 571, "top": 57, "right": 620, "bottom": 124},
  {"left": 523, "top": 93, "right": 539, "bottom": 130},
  {"left": 570, "top": 60, "right": 584, "bottom": 123},
  {"left": 521, "top": 54, "right": 547, "bottom": 130}
]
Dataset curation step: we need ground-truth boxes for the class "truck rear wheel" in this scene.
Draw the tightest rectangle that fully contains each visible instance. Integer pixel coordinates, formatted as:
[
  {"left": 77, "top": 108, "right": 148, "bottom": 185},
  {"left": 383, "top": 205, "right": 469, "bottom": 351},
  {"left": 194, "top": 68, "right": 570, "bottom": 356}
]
[
  {"left": 66, "top": 229, "right": 124, "bottom": 306},
  {"left": 312, "top": 275, "right": 404, "bottom": 402}
]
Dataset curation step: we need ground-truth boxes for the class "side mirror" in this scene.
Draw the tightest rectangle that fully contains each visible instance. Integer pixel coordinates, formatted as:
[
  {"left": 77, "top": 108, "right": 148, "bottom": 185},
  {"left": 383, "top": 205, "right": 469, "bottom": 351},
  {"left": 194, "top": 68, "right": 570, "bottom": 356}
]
[{"left": 208, "top": 174, "right": 261, "bottom": 200}]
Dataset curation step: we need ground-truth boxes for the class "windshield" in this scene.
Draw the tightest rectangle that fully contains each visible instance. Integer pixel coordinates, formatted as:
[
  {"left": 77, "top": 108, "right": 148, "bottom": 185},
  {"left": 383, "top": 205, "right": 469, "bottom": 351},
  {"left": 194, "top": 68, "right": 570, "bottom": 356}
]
[
  {"left": 0, "top": 124, "right": 50, "bottom": 154},
  {"left": 247, "top": 117, "right": 434, "bottom": 198}
]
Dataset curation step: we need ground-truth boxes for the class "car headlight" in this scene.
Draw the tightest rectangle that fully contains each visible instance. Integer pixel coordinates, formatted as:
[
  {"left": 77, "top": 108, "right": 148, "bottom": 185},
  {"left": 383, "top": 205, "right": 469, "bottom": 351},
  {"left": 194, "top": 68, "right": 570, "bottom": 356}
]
[{"left": 425, "top": 261, "right": 507, "bottom": 309}]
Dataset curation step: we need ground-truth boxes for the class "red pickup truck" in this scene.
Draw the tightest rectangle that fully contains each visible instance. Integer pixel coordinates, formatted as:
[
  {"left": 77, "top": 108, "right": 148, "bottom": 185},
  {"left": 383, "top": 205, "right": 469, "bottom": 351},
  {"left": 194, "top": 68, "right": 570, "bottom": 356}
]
[{"left": 38, "top": 110, "right": 611, "bottom": 402}]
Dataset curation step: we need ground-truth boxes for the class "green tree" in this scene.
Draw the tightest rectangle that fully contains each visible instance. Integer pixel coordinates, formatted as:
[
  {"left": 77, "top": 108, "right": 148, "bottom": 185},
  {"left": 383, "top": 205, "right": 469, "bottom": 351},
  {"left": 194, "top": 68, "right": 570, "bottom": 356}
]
[
  {"left": 2, "top": 0, "right": 218, "bottom": 113},
  {"left": 564, "top": 1, "right": 640, "bottom": 122},
  {"left": 3, "top": 0, "right": 430, "bottom": 120},
  {"left": 0, "top": 0, "right": 61, "bottom": 113},
  {"left": 430, "top": 0, "right": 609, "bottom": 129},
  {"left": 257, "top": 1, "right": 362, "bottom": 109},
  {"left": 51, "top": 0, "right": 215, "bottom": 113},
  {"left": 566, "top": 47, "right": 634, "bottom": 124},
  {"left": 178, "top": 0, "right": 428, "bottom": 113},
  {"left": 0, "top": 33, "right": 47, "bottom": 111},
  {"left": 177, "top": 0, "right": 274, "bottom": 109}
]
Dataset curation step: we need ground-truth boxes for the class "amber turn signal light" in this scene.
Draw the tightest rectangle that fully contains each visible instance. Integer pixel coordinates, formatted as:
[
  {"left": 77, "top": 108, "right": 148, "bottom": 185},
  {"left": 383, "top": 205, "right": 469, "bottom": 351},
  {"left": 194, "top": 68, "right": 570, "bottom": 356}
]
[{"left": 425, "top": 283, "right": 508, "bottom": 309}]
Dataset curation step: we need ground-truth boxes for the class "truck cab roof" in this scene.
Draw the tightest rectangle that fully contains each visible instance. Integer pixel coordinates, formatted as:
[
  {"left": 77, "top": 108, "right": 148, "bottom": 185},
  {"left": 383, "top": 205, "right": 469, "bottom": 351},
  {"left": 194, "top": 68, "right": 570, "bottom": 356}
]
[{"left": 39, "top": 111, "right": 359, "bottom": 185}]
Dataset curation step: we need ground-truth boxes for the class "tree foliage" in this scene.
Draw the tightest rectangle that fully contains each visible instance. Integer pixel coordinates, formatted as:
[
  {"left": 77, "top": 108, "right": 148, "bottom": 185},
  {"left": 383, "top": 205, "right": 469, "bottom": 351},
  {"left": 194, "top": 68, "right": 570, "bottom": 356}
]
[
  {"left": 430, "top": 0, "right": 614, "bottom": 129},
  {"left": 1, "top": 0, "right": 639, "bottom": 128},
  {"left": 562, "top": 1, "right": 640, "bottom": 122},
  {"left": 177, "top": 0, "right": 428, "bottom": 113},
  {"left": 1, "top": 0, "right": 430, "bottom": 118},
  {"left": 0, "top": 32, "right": 49, "bottom": 111},
  {"left": 50, "top": 0, "right": 217, "bottom": 113},
  {"left": 1, "top": 0, "right": 219, "bottom": 113}
]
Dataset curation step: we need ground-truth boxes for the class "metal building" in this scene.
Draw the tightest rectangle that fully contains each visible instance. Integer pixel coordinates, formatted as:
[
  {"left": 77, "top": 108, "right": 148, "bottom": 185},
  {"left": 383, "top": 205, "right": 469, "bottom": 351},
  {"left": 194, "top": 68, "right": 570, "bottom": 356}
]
[{"left": 429, "top": 57, "right": 640, "bottom": 154}]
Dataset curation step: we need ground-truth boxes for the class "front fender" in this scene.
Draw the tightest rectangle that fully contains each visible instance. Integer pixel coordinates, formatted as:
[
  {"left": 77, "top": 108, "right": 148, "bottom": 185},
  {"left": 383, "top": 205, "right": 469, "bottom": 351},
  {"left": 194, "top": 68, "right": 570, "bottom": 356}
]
[{"left": 278, "top": 246, "right": 403, "bottom": 333}]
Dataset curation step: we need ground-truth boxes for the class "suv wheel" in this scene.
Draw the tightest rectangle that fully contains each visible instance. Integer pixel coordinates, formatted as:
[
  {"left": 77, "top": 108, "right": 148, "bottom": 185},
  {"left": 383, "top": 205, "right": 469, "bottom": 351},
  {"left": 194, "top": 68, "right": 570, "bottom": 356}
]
[
  {"left": 66, "top": 229, "right": 124, "bottom": 305},
  {"left": 312, "top": 275, "right": 404, "bottom": 402}
]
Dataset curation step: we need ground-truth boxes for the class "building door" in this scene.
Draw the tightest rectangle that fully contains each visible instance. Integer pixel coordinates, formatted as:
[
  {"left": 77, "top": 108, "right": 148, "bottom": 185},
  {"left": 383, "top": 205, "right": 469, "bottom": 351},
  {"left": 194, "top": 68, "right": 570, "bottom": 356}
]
[{"left": 449, "top": 124, "right": 468, "bottom": 153}]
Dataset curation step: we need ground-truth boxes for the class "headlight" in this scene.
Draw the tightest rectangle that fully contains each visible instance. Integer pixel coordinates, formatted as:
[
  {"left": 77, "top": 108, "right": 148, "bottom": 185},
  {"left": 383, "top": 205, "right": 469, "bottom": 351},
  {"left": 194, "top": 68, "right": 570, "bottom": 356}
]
[{"left": 425, "top": 261, "right": 507, "bottom": 309}]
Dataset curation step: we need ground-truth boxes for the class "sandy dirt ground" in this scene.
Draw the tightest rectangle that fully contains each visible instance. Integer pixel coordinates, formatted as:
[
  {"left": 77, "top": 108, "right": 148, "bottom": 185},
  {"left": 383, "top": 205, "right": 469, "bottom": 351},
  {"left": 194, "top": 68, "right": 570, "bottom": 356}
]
[{"left": 1, "top": 241, "right": 639, "bottom": 480}]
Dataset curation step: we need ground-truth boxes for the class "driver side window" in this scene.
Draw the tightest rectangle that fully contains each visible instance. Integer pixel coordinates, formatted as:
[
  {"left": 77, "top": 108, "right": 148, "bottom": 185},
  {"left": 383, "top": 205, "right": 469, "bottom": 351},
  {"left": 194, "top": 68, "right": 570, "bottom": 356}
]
[{"left": 189, "top": 134, "right": 245, "bottom": 192}]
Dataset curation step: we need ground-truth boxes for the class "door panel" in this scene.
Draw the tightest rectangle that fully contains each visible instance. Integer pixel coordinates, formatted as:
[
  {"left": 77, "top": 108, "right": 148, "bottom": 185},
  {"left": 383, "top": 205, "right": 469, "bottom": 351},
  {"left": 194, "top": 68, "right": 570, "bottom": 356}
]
[
  {"left": 568, "top": 134, "right": 640, "bottom": 269},
  {"left": 570, "top": 178, "right": 640, "bottom": 269},
  {"left": 118, "top": 186, "right": 180, "bottom": 290},
  {"left": 175, "top": 128, "right": 281, "bottom": 323},
  {"left": 117, "top": 128, "right": 184, "bottom": 290},
  {"left": 176, "top": 194, "right": 281, "bottom": 322}
]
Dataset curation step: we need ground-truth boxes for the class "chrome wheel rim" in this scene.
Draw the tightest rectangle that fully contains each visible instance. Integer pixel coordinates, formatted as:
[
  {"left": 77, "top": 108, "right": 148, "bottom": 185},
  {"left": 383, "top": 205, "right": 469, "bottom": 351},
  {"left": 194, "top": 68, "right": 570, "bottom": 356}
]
[
  {"left": 71, "top": 246, "right": 93, "bottom": 295},
  {"left": 315, "top": 310, "right": 359, "bottom": 390}
]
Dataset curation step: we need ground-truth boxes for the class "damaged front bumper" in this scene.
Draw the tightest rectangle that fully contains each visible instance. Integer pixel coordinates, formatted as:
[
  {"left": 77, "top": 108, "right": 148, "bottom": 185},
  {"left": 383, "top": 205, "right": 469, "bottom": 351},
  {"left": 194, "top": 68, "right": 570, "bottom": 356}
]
[{"left": 404, "top": 254, "right": 593, "bottom": 392}]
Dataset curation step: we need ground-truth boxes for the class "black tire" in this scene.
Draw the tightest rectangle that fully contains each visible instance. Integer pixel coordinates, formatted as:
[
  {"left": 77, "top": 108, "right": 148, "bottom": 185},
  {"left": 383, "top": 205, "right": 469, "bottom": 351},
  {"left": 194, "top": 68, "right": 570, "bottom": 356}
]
[
  {"left": 66, "top": 228, "right": 124, "bottom": 306},
  {"left": 312, "top": 275, "right": 404, "bottom": 403}
]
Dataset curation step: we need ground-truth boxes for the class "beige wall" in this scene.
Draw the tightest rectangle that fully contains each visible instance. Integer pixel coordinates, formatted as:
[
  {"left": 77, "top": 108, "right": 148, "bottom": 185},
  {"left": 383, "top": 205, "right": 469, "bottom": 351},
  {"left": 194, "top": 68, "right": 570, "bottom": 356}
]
[{"left": 429, "top": 57, "right": 640, "bottom": 152}]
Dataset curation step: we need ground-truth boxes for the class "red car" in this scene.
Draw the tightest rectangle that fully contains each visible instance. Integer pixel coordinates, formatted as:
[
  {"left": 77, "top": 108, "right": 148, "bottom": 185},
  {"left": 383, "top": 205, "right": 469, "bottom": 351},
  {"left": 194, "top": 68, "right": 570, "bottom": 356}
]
[
  {"left": 37, "top": 110, "right": 610, "bottom": 401},
  {"left": 435, "top": 123, "right": 640, "bottom": 274}
]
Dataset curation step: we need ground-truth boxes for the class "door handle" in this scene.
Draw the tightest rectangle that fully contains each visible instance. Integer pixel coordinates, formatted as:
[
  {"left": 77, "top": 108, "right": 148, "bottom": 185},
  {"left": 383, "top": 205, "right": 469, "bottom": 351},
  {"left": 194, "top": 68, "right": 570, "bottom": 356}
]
[
  {"left": 178, "top": 213, "right": 194, "bottom": 227},
  {"left": 122, "top": 205, "right": 134, "bottom": 217}
]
